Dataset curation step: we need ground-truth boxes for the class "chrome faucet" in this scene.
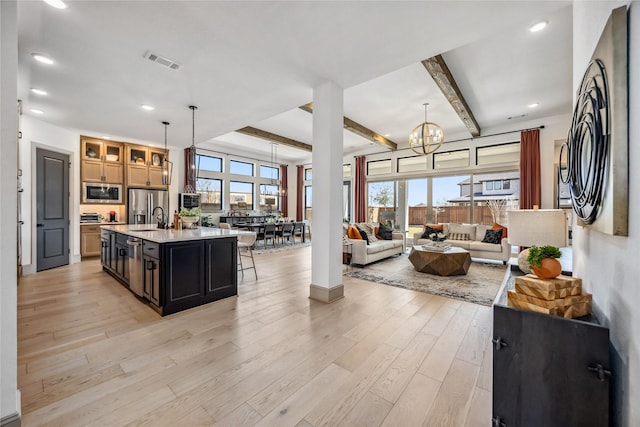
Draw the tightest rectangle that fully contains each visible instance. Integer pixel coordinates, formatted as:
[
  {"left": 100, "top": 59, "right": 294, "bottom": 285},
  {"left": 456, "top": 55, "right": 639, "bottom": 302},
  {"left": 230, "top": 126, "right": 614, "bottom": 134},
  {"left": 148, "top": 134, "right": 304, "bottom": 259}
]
[{"left": 152, "top": 206, "right": 167, "bottom": 229}]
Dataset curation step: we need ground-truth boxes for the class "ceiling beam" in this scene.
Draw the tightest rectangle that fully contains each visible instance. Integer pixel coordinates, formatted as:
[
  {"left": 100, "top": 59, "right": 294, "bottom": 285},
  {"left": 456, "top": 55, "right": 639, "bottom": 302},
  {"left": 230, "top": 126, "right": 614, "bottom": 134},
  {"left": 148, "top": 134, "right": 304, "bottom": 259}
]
[
  {"left": 299, "top": 103, "right": 397, "bottom": 151},
  {"left": 236, "top": 126, "right": 313, "bottom": 152},
  {"left": 421, "top": 55, "right": 481, "bottom": 137}
]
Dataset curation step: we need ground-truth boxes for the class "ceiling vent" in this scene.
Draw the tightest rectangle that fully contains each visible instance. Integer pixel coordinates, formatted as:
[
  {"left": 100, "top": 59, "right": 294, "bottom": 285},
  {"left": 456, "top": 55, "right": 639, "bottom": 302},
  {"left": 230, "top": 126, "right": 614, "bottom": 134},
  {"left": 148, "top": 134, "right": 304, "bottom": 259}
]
[{"left": 143, "top": 51, "right": 182, "bottom": 71}]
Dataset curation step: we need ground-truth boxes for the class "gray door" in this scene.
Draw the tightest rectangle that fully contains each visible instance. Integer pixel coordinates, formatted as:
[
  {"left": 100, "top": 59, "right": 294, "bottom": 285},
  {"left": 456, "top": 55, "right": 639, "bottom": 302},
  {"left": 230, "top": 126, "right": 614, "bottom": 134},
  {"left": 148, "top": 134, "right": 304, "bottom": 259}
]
[{"left": 36, "top": 148, "right": 69, "bottom": 271}]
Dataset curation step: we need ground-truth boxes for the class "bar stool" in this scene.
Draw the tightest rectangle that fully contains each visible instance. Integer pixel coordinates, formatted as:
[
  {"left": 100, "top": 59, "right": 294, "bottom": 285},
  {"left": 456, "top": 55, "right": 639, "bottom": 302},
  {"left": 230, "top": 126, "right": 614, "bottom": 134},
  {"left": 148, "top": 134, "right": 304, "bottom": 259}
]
[
  {"left": 237, "top": 232, "right": 258, "bottom": 280},
  {"left": 219, "top": 223, "right": 233, "bottom": 230}
]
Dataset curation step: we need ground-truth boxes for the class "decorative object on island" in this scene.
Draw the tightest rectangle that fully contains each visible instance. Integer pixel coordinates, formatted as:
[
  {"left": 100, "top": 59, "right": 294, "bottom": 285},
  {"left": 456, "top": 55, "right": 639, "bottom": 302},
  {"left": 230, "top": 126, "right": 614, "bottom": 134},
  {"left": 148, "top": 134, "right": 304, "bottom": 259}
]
[
  {"left": 507, "top": 209, "right": 567, "bottom": 274},
  {"left": 161, "top": 121, "right": 173, "bottom": 185},
  {"left": 507, "top": 274, "right": 592, "bottom": 319},
  {"left": 560, "top": 5, "right": 628, "bottom": 236},
  {"left": 179, "top": 206, "right": 200, "bottom": 228},
  {"left": 409, "top": 102, "right": 444, "bottom": 155}
]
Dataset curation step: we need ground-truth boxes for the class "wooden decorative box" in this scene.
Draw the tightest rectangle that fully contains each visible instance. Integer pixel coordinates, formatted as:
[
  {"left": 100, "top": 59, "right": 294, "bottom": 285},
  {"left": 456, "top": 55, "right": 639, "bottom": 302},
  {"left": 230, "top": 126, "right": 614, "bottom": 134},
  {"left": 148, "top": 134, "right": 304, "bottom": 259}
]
[
  {"left": 514, "top": 274, "right": 582, "bottom": 300},
  {"left": 507, "top": 289, "right": 592, "bottom": 319}
]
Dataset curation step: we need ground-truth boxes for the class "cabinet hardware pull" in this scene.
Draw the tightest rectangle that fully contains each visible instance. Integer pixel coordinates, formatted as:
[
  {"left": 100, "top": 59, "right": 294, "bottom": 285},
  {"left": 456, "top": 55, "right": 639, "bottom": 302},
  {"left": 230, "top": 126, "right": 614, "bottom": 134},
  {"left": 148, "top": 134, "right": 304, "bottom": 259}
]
[
  {"left": 587, "top": 364, "right": 611, "bottom": 381},
  {"left": 146, "top": 260, "right": 155, "bottom": 270},
  {"left": 491, "top": 416, "right": 506, "bottom": 427},
  {"left": 492, "top": 337, "right": 507, "bottom": 350}
]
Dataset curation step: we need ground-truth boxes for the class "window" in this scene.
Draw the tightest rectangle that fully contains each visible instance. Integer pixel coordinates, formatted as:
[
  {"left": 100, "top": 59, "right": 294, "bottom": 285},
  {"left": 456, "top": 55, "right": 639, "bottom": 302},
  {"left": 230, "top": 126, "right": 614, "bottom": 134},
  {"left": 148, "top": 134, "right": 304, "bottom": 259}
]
[
  {"left": 196, "top": 154, "right": 222, "bottom": 173},
  {"left": 229, "top": 181, "right": 254, "bottom": 209},
  {"left": 343, "top": 181, "right": 351, "bottom": 222},
  {"left": 367, "top": 159, "right": 392, "bottom": 176},
  {"left": 368, "top": 181, "right": 396, "bottom": 223},
  {"left": 196, "top": 178, "right": 222, "bottom": 211},
  {"left": 503, "top": 180, "right": 511, "bottom": 190},
  {"left": 475, "top": 172, "right": 519, "bottom": 225},
  {"left": 486, "top": 181, "right": 493, "bottom": 190},
  {"left": 407, "top": 178, "right": 428, "bottom": 235},
  {"left": 433, "top": 149, "right": 469, "bottom": 170},
  {"left": 398, "top": 155, "right": 428, "bottom": 173},
  {"left": 260, "top": 165, "right": 279, "bottom": 180},
  {"left": 305, "top": 185, "right": 312, "bottom": 220},
  {"left": 343, "top": 164, "right": 352, "bottom": 179},
  {"left": 229, "top": 160, "right": 254, "bottom": 176},
  {"left": 432, "top": 175, "right": 471, "bottom": 224},
  {"left": 477, "top": 142, "right": 520, "bottom": 165},
  {"left": 305, "top": 168, "right": 312, "bottom": 181},
  {"left": 259, "top": 184, "right": 280, "bottom": 211}
]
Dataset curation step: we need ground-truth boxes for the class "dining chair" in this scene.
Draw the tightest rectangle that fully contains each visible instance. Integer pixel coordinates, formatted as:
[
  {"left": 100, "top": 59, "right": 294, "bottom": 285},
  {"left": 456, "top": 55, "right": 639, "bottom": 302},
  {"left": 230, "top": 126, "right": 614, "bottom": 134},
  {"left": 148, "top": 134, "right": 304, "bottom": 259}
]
[
  {"left": 292, "top": 222, "right": 304, "bottom": 243},
  {"left": 237, "top": 232, "right": 258, "bottom": 280},
  {"left": 276, "top": 222, "right": 294, "bottom": 245},
  {"left": 263, "top": 223, "right": 277, "bottom": 247},
  {"left": 219, "top": 223, "right": 232, "bottom": 230}
]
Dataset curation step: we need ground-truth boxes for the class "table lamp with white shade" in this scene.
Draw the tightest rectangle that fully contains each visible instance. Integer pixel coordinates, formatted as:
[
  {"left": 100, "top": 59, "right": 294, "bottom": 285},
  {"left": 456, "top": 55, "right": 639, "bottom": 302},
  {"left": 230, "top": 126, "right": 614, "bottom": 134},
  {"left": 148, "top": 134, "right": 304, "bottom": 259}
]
[{"left": 507, "top": 209, "right": 568, "bottom": 274}]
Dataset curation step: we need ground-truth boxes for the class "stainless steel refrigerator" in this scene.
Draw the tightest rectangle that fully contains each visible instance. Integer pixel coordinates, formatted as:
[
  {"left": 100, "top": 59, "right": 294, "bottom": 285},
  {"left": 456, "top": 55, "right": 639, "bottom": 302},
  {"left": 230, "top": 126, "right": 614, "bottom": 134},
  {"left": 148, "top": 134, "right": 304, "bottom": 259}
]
[{"left": 127, "top": 188, "right": 169, "bottom": 226}]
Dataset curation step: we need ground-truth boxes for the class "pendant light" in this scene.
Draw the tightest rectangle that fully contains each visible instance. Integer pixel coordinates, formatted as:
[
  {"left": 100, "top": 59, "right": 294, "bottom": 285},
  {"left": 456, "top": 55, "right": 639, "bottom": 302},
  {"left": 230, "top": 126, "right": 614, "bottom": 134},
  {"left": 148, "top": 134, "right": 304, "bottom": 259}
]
[
  {"left": 185, "top": 105, "right": 198, "bottom": 193},
  {"left": 161, "top": 121, "right": 173, "bottom": 185},
  {"left": 408, "top": 102, "right": 444, "bottom": 155}
]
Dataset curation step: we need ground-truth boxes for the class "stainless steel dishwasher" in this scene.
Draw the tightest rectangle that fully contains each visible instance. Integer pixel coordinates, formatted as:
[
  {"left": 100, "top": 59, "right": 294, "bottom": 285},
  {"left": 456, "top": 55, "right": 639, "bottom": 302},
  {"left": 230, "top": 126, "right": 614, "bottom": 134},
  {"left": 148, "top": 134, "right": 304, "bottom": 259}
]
[{"left": 126, "top": 238, "right": 143, "bottom": 296}]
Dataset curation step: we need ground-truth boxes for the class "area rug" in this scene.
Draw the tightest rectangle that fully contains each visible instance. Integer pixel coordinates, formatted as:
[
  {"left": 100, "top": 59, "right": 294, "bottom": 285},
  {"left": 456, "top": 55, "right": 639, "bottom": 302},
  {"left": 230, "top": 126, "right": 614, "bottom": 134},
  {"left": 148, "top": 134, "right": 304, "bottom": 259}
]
[
  {"left": 253, "top": 241, "right": 311, "bottom": 255},
  {"left": 345, "top": 254, "right": 506, "bottom": 306}
]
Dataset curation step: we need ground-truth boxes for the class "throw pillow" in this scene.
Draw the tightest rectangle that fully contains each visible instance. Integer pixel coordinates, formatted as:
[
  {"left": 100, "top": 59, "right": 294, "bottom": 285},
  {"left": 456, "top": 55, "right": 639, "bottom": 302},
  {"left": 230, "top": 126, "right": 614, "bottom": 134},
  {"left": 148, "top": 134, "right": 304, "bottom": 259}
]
[
  {"left": 347, "top": 225, "right": 362, "bottom": 240},
  {"left": 356, "top": 226, "right": 370, "bottom": 245},
  {"left": 482, "top": 228, "right": 503, "bottom": 244},
  {"left": 491, "top": 223, "right": 508, "bottom": 238},
  {"left": 449, "top": 232, "right": 470, "bottom": 241},
  {"left": 358, "top": 223, "right": 378, "bottom": 243},
  {"left": 377, "top": 223, "right": 394, "bottom": 240},
  {"left": 421, "top": 226, "right": 441, "bottom": 239},
  {"left": 424, "top": 224, "right": 444, "bottom": 231}
]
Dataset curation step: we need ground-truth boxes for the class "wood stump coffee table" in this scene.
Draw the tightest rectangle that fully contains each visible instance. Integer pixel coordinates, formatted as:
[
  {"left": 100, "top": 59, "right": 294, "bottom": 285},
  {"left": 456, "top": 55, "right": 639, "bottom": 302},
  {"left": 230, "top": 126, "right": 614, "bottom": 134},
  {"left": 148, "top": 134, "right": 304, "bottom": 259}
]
[{"left": 409, "top": 246, "right": 472, "bottom": 276}]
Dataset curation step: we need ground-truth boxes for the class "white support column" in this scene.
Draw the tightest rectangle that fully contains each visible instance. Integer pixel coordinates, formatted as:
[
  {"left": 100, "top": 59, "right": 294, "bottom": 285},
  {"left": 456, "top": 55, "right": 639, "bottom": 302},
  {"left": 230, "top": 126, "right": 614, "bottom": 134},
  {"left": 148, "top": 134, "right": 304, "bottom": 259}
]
[
  {"left": 0, "top": 2, "right": 21, "bottom": 425},
  {"left": 310, "top": 81, "right": 344, "bottom": 303}
]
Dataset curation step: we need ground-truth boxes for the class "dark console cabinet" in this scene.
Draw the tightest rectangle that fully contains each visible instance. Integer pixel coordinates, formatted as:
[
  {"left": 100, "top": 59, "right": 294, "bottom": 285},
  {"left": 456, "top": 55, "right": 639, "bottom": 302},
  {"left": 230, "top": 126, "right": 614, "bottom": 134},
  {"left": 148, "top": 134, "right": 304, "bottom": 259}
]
[{"left": 493, "top": 284, "right": 610, "bottom": 426}]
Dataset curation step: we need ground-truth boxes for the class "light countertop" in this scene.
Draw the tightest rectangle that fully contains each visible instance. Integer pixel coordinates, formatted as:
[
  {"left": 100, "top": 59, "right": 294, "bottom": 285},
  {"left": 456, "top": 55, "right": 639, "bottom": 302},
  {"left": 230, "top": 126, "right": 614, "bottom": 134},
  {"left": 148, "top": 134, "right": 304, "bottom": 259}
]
[
  {"left": 81, "top": 221, "right": 126, "bottom": 226},
  {"left": 100, "top": 223, "right": 251, "bottom": 243}
]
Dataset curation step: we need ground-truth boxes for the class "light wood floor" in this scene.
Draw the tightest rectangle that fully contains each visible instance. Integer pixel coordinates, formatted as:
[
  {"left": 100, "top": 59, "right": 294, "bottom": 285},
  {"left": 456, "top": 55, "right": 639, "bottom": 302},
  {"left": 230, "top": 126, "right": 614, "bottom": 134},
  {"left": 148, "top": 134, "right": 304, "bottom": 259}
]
[{"left": 17, "top": 246, "right": 494, "bottom": 426}]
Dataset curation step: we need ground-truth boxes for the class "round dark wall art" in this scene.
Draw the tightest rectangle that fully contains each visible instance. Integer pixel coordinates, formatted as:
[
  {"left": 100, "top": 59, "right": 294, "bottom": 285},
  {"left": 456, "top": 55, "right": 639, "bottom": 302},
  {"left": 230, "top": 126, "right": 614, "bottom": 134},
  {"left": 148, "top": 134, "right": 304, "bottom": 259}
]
[{"left": 561, "top": 59, "right": 610, "bottom": 225}]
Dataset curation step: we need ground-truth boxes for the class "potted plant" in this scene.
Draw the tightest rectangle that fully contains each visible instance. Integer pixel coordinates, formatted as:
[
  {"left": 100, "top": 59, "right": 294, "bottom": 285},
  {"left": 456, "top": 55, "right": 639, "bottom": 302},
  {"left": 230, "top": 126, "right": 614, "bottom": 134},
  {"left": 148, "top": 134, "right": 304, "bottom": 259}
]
[
  {"left": 526, "top": 245, "right": 562, "bottom": 279},
  {"left": 179, "top": 207, "right": 201, "bottom": 227}
]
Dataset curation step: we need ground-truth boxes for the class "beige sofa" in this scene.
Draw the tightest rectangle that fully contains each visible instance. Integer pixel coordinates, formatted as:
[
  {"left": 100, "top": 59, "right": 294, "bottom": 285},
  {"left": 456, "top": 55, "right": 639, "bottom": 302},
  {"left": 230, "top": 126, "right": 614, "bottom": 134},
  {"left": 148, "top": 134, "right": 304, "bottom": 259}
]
[
  {"left": 346, "top": 224, "right": 405, "bottom": 266},
  {"left": 413, "top": 223, "right": 510, "bottom": 264}
]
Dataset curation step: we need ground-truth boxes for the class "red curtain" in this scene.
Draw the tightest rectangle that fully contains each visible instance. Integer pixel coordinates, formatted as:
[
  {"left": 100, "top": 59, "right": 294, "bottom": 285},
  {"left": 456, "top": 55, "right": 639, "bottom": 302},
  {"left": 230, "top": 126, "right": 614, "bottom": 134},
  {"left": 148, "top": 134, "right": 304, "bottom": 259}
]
[
  {"left": 184, "top": 146, "right": 196, "bottom": 189},
  {"left": 280, "top": 164, "right": 288, "bottom": 217},
  {"left": 519, "top": 129, "right": 541, "bottom": 209},
  {"left": 354, "top": 156, "right": 367, "bottom": 222},
  {"left": 296, "top": 165, "right": 304, "bottom": 221}
]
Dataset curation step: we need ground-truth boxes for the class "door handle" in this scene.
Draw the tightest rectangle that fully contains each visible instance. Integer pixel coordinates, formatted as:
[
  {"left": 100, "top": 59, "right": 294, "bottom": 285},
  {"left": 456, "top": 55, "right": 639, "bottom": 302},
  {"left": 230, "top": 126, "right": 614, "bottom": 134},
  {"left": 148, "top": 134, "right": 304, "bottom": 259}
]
[
  {"left": 37, "top": 223, "right": 44, "bottom": 228},
  {"left": 492, "top": 337, "right": 508, "bottom": 350}
]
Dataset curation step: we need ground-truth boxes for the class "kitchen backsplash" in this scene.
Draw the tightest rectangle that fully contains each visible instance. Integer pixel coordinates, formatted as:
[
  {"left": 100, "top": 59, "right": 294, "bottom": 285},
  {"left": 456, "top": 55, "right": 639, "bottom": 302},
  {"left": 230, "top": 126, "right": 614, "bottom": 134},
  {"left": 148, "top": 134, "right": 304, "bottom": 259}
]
[{"left": 80, "top": 204, "right": 126, "bottom": 222}]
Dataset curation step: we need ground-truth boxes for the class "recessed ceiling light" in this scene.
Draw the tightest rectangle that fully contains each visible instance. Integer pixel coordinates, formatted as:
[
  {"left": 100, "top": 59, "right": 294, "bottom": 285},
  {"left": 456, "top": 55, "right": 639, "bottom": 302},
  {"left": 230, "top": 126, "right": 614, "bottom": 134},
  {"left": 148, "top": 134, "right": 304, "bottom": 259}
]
[
  {"left": 31, "top": 88, "right": 48, "bottom": 96},
  {"left": 42, "top": 0, "right": 67, "bottom": 9},
  {"left": 102, "top": 136, "right": 111, "bottom": 140},
  {"left": 31, "top": 109, "right": 44, "bottom": 115},
  {"left": 141, "top": 104, "right": 155, "bottom": 111},
  {"left": 384, "top": 134, "right": 390, "bottom": 137},
  {"left": 31, "top": 53, "right": 54, "bottom": 65},
  {"left": 149, "top": 144, "right": 155, "bottom": 147},
  {"left": 529, "top": 21, "right": 548, "bottom": 33},
  {"left": 528, "top": 103, "right": 539, "bottom": 108}
]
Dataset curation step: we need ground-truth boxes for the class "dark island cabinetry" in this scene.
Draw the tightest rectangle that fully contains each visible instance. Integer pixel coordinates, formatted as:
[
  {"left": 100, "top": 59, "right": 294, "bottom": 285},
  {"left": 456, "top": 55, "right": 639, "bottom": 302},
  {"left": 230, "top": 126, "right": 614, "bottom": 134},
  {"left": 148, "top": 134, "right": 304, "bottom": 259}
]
[
  {"left": 101, "top": 228, "right": 238, "bottom": 316},
  {"left": 492, "top": 276, "right": 610, "bottom": 427}
]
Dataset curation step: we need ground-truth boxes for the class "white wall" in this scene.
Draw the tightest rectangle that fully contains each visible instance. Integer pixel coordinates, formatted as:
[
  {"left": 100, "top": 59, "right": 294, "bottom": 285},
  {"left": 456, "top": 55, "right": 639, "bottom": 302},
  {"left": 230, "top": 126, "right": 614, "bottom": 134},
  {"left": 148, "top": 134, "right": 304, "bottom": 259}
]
[
  {"left": 573, "top": 2, "right": 639, "bottom": 426},
  {"left": 0, "top": 0, "right": 19, "bottom": 421},
  {"left": 20, "top": 116, "right": 181, "bottom": 273}
]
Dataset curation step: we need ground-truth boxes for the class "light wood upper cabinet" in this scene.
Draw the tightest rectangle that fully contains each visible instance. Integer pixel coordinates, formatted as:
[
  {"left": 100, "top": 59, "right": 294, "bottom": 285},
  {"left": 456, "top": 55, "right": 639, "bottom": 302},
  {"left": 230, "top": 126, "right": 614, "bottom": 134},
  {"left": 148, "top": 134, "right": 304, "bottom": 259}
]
[
  {"left": 125, "top": 144, "right": 168, "bottom": 189},
  {"left": 80, "top": 137, "right": 124, "bottom": 184}
]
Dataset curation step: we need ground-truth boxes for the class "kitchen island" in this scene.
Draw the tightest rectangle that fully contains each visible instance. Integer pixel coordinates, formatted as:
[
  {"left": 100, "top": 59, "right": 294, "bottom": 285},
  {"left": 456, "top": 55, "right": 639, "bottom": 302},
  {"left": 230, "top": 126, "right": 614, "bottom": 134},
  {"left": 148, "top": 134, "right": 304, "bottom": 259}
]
[{"left": 100, "top": 224, "right": 249, "bottom": 316}]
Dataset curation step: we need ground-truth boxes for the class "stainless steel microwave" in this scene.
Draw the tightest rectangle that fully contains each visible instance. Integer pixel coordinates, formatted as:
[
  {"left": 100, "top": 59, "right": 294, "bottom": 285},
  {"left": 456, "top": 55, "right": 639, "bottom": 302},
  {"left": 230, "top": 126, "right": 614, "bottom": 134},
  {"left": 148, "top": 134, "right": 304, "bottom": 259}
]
[{"left": 82, "top": 183, "right": 122, "bottom": 204}]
